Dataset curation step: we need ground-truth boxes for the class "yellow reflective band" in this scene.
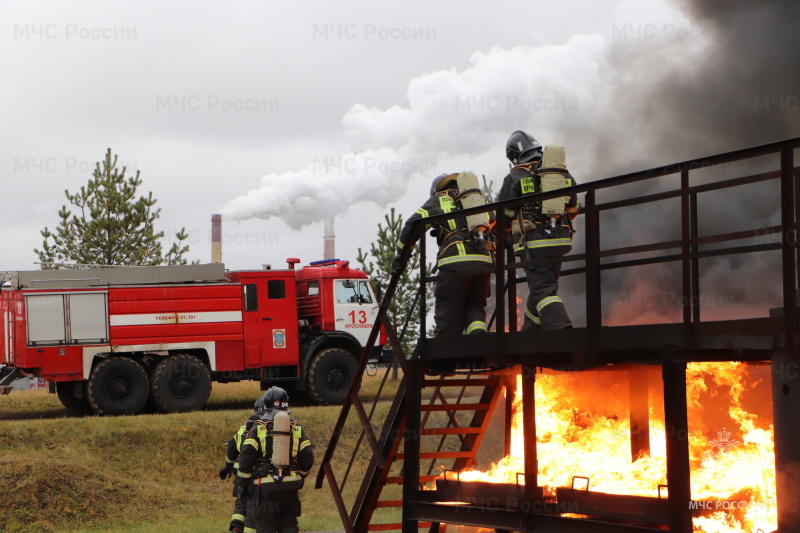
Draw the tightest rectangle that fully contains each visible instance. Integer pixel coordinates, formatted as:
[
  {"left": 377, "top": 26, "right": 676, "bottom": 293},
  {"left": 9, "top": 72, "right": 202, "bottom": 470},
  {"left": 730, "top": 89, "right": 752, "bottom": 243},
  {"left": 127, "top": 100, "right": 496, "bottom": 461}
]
[
  {"left": 456, "top": 242, "right": 466, "bottom": 257},
  {"left": 437, "top": 254, "right": 493, "bottom": 267},
  {"left": 466, "top": 321, "right": 487, "bottom": 334},
  {"left": 536, "top": 296, "right": 563, "bottom": 313},
  {"left": 292, "top": 425, "right": 302, "bottom": 457},
  {"left": 244, "top": 529, "right": 256, "bottom": 533},
  {"left": 513, "top": 238, "right": 572, "bottom": 252},
  {"left": 243, "top": 438, "right": 259, "bottom": 449},
  {"left": 237, "top": 471, "right": 252, "bottom": 479},
  {"left": 234, "top": 425, "right": 246, "bottom": 451},
  {"left": 524, "top": 307, "right": 540, "bottom": 323},
  {"left": 565, "top": 177, "right": 574, "bottom": 187},
  {"left": 225, "top": 457, "right": 235, "bottom": 464},
  {"left": 438, "top": 195, "right": 457, "bottom": 230},
  {"left": 416, "top": 207, "right": 429, "bottom": 218},
  {"left": 257, "top": 424, "right": 269, "bottom": 457},
  {"left": 232, "top": 514, "right": 245, "bottom": 522},
  {"left": 529, "top": 238, "right": 571, "bottom": 248},
  {"left": 397, "top": 242, "right": 404, "bottom": 249},
  {"left": 504, "top": 209, "right": 516, "bottom": 218},
  {"left": 299, "top": 440, "right": 312, "bottom": 452}
]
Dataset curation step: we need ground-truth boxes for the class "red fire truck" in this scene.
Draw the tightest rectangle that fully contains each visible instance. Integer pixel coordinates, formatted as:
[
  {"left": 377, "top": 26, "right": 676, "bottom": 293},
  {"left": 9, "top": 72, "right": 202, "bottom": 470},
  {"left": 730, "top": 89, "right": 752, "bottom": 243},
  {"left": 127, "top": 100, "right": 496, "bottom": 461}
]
[{"left": 0, "top": 259, "right": 385, "bottom": 415}]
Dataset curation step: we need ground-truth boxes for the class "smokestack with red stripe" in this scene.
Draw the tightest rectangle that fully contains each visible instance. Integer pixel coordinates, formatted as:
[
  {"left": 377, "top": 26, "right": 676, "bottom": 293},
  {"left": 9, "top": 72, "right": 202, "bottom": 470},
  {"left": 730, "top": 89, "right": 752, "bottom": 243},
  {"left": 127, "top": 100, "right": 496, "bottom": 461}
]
[
  {"left": 324, "top": 217, "right": 335, "bottom": 260},
  {"left": 211, "top": 214, "right": 222, "bottom": 264}
]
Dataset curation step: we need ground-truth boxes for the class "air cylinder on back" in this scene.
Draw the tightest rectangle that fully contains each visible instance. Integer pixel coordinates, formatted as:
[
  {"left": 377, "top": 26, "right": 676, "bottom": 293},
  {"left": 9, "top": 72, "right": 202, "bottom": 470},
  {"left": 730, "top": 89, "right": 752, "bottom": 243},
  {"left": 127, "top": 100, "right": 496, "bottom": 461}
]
[
  {"left": 456, "top": 171, "right": 490, "bottom": 234},
  {"left": 272, "top": 410, "right": 292, "bottom": 470}
]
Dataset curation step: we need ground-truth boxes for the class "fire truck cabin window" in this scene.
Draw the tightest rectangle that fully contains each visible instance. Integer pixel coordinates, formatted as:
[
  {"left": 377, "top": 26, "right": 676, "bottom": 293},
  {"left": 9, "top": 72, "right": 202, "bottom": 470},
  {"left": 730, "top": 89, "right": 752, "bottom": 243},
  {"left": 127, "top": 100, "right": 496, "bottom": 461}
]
[
  {"left": 336, "top": 280, "right": 373, "bottom": 304},
  {"left": 308, "top": 281, "right": 320, "bottom": 296},
  {"left": 244, "top": 283, "right": 258, "bottom": 311},
  {"left": 268, "top": 280, "right": 286, "bottom": 299}
]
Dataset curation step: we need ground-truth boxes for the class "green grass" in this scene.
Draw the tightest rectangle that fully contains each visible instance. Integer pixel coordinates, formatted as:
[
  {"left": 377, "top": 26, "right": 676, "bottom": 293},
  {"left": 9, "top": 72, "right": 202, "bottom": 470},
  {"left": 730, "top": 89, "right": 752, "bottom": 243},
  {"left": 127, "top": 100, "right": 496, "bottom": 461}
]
[
  {"left": 0, "top": 370, "right": 506, "bottom": 532},
  {"left": 0, "top": 375, "right": 405, "bottom": 532}
]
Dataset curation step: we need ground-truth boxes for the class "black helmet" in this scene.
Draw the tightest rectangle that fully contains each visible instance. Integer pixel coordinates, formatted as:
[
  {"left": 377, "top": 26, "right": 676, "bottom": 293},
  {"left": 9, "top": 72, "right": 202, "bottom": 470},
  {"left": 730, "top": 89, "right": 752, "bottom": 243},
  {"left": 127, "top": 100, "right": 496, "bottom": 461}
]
[
  {"left": 254, "top": 394, "right": 269, "bottom": 414},
  {"left": 430, "top": 172, "right": 459, "bottom": 195},
  {"left": 261, "top": 386, "right": 290, "bottom": 413},
  {"left": 506, "top": 130, "right": 542, "bottom": 165}
]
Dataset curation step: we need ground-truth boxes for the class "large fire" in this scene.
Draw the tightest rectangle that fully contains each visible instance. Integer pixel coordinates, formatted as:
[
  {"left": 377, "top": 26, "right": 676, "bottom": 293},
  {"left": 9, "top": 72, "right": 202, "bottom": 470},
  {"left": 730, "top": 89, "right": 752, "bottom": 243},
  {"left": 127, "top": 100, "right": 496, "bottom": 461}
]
[{"left": 455, "top": 362, "right": 776, "bottom": 532}]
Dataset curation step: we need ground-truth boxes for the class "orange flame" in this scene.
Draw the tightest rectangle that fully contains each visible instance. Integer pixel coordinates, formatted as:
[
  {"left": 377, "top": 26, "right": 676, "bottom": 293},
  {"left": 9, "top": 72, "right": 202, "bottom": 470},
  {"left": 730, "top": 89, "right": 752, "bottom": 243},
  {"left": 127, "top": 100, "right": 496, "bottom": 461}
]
[{"left": 456, "top": 362, "right": 776, "bottom": 532}]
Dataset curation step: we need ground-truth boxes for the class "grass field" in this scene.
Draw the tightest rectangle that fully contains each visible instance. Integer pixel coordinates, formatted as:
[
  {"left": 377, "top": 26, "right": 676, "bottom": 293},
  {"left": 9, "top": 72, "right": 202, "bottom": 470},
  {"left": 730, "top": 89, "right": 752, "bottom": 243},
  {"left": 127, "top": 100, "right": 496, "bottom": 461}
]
[{"left": 0, "top": 372, "right": 407, "bottom": 533}]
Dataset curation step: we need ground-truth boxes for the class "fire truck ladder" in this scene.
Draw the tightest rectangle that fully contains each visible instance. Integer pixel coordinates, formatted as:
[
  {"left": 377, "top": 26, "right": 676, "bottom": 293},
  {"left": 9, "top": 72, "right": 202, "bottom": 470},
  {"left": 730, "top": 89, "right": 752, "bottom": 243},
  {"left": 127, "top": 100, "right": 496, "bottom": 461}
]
[{"left": 315, "top": 258, "right": 511, "bottom": 533}]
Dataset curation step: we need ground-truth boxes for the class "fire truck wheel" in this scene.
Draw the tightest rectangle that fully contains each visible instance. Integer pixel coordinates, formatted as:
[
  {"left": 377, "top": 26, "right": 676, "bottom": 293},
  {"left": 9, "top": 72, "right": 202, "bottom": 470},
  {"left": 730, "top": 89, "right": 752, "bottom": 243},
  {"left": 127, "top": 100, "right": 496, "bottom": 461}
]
[
  {"left": 307, "top": 348, "right": 357, "bottom": 405},
  {"left": 55, "top": 382, "right": 93, "bottom": 416},
  {"left": 150, "top": 354, "right": 212, "bottom": 413},
  {"left": 86, "top": 357, "right": 150, "bottom": 415}
]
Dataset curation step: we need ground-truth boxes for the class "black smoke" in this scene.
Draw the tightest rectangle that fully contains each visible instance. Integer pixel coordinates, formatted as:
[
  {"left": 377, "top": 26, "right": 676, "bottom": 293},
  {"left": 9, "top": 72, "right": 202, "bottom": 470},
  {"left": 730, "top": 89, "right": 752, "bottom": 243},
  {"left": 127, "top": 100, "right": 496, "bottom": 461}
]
[{"left": 565, "top": 0, "right": 800, "bottom": 326}]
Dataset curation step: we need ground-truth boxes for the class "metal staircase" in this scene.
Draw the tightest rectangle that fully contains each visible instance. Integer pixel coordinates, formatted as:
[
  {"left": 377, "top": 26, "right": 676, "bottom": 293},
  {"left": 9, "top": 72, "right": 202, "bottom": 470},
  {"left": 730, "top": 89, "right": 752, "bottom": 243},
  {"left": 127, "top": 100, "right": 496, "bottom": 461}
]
[{"left": 317, "top": 136, "right": 800, "bottom": 533}]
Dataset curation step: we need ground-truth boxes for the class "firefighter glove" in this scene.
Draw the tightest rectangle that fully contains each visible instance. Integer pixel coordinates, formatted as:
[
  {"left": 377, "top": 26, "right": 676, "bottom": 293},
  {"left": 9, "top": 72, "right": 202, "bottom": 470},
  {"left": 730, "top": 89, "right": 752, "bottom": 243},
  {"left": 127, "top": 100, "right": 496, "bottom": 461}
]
[{"left": 219, "top": 463, "right": 234, "bottom": 480}]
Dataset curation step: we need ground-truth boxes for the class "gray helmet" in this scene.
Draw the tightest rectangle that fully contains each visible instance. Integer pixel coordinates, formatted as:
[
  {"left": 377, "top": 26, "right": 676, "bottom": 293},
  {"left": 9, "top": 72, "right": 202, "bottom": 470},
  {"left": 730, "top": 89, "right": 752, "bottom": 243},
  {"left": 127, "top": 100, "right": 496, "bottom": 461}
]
[
  {"left": 261, "top": 386, "right": 290, "bottom": 414},
  {"left": 430, "top": 173, "right": 458, "bottom": 195},
  {"left": 506, "top": 130, "right": 543, "bottom": 165}
]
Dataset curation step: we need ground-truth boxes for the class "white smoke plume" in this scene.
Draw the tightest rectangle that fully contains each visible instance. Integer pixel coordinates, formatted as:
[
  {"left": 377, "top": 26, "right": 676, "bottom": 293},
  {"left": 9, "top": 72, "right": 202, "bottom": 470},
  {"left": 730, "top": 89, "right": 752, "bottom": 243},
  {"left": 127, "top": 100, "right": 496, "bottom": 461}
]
[
  {"left": 222, "top": 0, "right": 797, "bottom": 231},
  {"left": 222, "top": 0, "right": 799, "bottom": 326},
  {"left": 220, "top": 33, "right": 614, "bottom": 226}
]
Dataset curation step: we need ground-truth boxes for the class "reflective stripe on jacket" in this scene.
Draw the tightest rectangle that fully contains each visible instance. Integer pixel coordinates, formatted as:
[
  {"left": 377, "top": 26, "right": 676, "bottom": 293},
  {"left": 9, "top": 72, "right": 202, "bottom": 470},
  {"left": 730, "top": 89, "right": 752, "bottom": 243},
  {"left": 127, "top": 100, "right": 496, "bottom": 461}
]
[
  {"left": 236, "top": 418, "right": 314, "bottom": 485},
  {"left": 398, "top": 188, "right": 493, "bottom": 268},
  {"left": 498, "top": 165, "right": 579, "bottom": 228}
]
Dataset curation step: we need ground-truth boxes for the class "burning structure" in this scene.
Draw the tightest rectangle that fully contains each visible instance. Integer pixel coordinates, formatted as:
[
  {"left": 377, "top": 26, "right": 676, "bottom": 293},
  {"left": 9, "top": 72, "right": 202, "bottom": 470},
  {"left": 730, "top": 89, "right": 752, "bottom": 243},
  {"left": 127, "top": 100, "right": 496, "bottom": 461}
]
[{"left": 316, "top": 138, "right": 800, "bottom": 533}]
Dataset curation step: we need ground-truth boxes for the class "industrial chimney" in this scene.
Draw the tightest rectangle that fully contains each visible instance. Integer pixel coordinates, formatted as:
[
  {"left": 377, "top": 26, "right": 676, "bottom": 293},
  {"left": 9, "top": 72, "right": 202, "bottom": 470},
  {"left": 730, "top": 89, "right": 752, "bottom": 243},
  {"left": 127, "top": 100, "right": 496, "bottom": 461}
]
[
  {"left": 211, "top": 214, "right": 222, "bottom": 263},
  {"left": 323, "top": 217, "right": 335, "bottom": 260}
]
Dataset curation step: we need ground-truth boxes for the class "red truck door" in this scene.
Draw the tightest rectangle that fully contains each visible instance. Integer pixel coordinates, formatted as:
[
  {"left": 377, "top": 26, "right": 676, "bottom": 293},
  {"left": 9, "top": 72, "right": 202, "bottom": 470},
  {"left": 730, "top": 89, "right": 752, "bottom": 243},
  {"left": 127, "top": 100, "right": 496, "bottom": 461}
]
[{"left": 240, "top": 273, "right": 298, "bottom": 369}]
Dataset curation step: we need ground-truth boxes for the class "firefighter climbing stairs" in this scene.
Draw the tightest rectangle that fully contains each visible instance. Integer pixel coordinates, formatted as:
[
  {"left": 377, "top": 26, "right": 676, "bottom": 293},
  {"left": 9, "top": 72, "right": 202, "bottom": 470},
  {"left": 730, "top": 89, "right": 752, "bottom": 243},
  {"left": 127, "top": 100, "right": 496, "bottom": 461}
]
[
  {"left": 314, "top": 236, "right": 512, "bottom": 533},
  {"left": 317, "top": 137, "right": 800, "bottom": 533}
]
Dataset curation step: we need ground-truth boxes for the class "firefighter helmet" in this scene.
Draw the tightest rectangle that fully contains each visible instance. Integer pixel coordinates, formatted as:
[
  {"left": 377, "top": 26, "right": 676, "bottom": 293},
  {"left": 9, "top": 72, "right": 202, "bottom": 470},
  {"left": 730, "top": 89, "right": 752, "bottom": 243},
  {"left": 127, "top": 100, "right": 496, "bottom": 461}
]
[
  {"left": 254, "top": 394, "right": 267, "bottom": 414},
  {"left": 506, "top": 130, "right": 543, "bottom": 165},
  {"left": 261, "top": 386, "right": 290, "bottom": 413},
  {"left": 430, "top": 173, "right": 459, "bottom": 195}
]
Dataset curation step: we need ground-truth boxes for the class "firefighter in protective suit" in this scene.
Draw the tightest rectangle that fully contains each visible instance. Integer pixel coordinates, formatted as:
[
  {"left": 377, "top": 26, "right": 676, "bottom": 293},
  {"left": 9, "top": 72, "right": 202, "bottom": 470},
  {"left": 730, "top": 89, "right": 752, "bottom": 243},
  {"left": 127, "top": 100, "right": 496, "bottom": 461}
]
[
  {"left": 498, "top": 131, "right": 580, "bottom": 330},
  {"left": 235, "top": 387, "right": 314, "bottom": 533},
  {"left": 219, "top": 393, "right": 273, "bottom": 533},
  {"left": 393, "top": 173, "right": 494, "bottom": 336}
]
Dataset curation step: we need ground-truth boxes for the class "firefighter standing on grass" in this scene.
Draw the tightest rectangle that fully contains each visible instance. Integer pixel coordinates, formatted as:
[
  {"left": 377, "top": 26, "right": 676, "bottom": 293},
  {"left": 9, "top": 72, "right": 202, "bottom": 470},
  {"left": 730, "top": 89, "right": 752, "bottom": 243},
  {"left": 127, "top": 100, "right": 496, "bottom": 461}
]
[
  {"left": 235, "top": 387, "right": 314, "bottom": 533},
  {"left": 393, "top": 173, "right": 494, "bottom": 337},
  {"left": 498, "top": 130, "right": 580, "bottom": 330},
  {"left": 219, "top": 394, "right": 272, "bottom": 533}
]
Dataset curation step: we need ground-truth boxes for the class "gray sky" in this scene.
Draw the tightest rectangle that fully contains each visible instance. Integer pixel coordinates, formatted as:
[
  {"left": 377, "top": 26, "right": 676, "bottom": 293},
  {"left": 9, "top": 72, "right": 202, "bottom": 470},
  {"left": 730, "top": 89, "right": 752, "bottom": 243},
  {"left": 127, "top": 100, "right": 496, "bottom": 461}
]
[{"left": 2, "top": 0, "right": 798, "bottom": 274}]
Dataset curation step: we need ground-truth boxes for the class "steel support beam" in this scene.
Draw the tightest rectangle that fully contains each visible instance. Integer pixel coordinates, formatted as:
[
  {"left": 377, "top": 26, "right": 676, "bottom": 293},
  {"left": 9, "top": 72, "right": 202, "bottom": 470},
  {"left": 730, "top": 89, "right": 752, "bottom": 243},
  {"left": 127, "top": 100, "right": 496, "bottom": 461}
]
[
  {"left": 772, "top": 348, "right": 800, "bottom": 533},
  {"left": 522, "top": 363, "right": 538, "bottom": 501},
  {"left": 662, "top": 355, "right": 692, "bottom": 533},
  {"left": 628, "top": 365, "right": 651, "bottom": 460},
  {"left": 402, "top": 360, "right": 422, "bottom": 533}
]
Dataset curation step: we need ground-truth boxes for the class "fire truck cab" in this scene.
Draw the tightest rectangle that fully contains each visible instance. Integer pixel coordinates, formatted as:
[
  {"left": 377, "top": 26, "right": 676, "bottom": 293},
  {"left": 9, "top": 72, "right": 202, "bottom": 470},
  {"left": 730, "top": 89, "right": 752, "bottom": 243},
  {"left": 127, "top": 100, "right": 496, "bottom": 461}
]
[{"left": 0, "top": 259, "right": 384, "bottom": 415}]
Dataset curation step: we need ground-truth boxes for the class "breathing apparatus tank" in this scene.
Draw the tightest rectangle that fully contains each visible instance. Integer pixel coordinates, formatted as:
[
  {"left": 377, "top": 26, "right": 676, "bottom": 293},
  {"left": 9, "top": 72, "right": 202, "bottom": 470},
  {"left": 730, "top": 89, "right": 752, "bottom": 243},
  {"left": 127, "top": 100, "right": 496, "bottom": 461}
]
[
  {"left": 272, "top": 410, "right": 292, "bottom": 474},
  {"left": 539, "top": 145, "right": 568, "bottom": 216},
  {"left": 456, "top": 171, "right": 492, "bottom": 249}
]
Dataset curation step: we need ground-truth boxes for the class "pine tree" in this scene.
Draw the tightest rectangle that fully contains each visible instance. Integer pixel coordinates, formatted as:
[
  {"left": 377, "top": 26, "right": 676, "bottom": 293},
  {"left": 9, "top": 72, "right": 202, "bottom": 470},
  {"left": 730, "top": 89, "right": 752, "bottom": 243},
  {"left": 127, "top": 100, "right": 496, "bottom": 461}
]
[
  {"left": 481, "top": 174, "right": 500, "bottom": 203},
  {"left": 34, "top": 148, "right": 192, "bottom": 269},
  {"left": 357, "top": 208, "right": 431, "bottom": 369}
]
